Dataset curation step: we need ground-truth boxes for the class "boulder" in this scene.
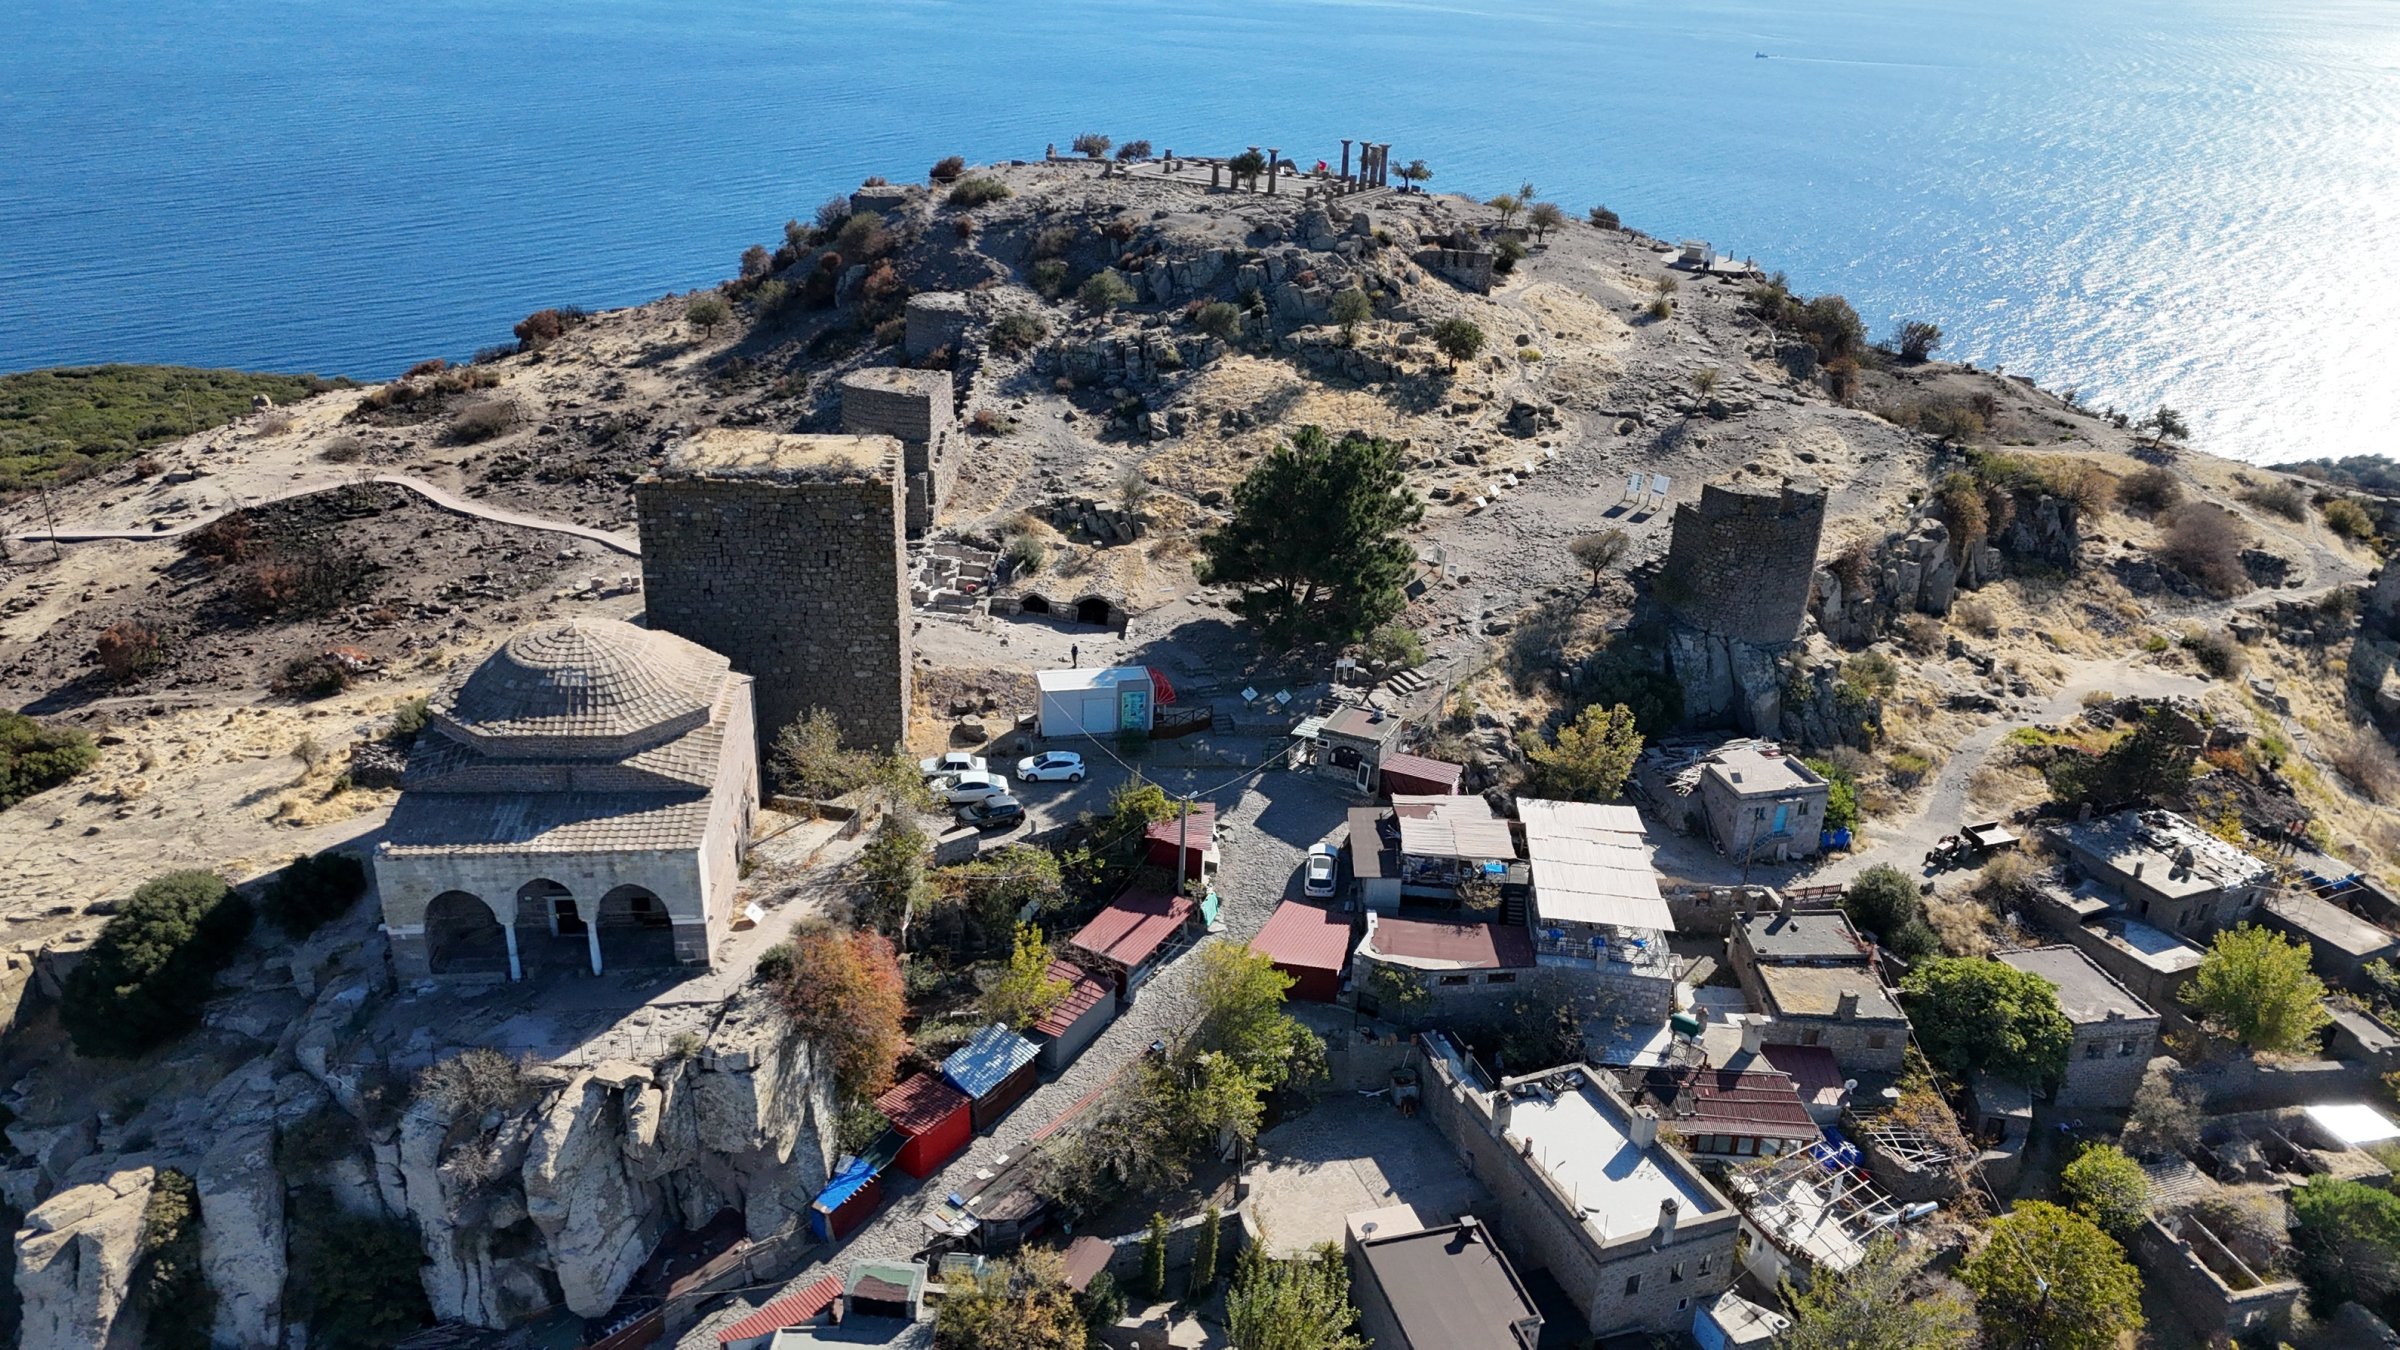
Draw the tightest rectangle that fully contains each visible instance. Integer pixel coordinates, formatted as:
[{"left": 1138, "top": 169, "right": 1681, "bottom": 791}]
[
  {"left": 198, "top": 1118, "right": 285, "bottom": 1349},
  {"left": 522, "top": 1072, "right": 662, "bottom": 1319},
  {"left": 15, "top": 1167, "right": 155, "bottom": 1350}
]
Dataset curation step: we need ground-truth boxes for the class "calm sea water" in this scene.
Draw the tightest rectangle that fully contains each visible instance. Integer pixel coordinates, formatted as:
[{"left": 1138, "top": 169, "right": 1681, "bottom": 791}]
[{"left": 5, "top": 0, "right": 2397, "bottom": 464}]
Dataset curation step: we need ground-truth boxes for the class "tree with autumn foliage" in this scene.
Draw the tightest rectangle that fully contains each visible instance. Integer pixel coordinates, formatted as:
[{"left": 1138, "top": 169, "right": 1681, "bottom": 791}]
[{"left": 763, "top": 922, "right": 906, "bottom": 1103}]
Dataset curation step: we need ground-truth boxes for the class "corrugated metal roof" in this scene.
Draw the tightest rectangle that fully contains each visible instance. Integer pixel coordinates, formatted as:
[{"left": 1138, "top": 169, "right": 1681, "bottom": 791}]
[
  {"left": 1379, "top": 753, "right": 1464, "bottom": 789},
  {"left": 1067, "top": 891, "right": 1194, "bottom": 968},
  {"left": 1032, "top": 961, "right": 1112, "bottom": 1038},
  {"left": 1250, "top": 901, "right": 1355, "bottom": 973},
  {"left": 873, "top": 1073, "right": 970, "bottom": 1137},
  {"left": 1035, "top": 665, "right": 1147, "bottom": 693},
  {"left": 716, "top": 1273, "right": 843, "bottom": 1342},
  {"left": 1061, "top": 1235, "right": 1114, "bottom": 1292},
  {"left": 1517, "top": 797, "right": 1671, "bottom": 930},
  {"left": 1759, "top": 1044, "right": 1846, "bottom": 1109},
  {"left": 941, "top": 1023, "right": 1040, "bottom": 1099},
  {"left": 1143, "top": 804, "right": 1218, "bottom": 848},
  {"left": 1636, "top": 1064, "right": 1818, "bottom": 1137},
  {"left": 1394, "top": 797, "right": 1515, "bottom": 861},
  {"left": 1361, "top": 915, "right": 1534, "bottom": 971}
]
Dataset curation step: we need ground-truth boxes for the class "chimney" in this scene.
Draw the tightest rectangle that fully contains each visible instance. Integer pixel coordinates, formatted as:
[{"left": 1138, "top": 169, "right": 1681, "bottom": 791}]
[
  {"left": 1492, "top": 1088, "right": 1514, "bottom": 1137},
  {"left": 2134, "top": 859, "right": 2146, "bottom": 879},
  {"left": 1655, "top": 1197, "right": 1680, "bottom": 1246},
  {"left": 1837, "top": 989, "right": 1861, "bottom": 1021},
  {"left": 1741, "top": 1015, "right": 1766, "bottom": 1057},
  {"left": 1630, "top": 1106, "right": 1660, "bottom": 1150},
  {"left": 1777, "top": 887, "right": 1795, "bottom": 915}
]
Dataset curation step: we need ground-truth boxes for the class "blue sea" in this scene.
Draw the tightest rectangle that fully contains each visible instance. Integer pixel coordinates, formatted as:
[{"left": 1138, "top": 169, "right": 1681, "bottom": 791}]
[{"left": 5, "top": 0, "right": 2397, "bottom": 464}]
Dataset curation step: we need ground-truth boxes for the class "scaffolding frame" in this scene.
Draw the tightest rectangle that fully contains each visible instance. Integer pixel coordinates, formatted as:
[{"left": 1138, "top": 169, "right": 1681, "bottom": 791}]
[{"left": 1729, "top": 1150, "right": 1907, "bottom": 1275}]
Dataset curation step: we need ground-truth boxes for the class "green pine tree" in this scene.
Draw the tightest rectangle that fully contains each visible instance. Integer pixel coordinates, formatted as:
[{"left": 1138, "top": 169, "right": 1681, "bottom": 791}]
[{"left": 1196, "top": 426, "right": 1423, "bottom": 642}]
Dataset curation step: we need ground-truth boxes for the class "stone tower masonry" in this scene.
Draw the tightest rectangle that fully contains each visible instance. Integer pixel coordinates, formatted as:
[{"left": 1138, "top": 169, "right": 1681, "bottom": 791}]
[
  {"left": 840, "top": 367, "right": 957, "bottom": 538},
  {"left": 1659, "top": 474, "right": 1829, "bottom": 644},
  {"left": 636, "top": 430, "right": 913, "bottom": 756}
]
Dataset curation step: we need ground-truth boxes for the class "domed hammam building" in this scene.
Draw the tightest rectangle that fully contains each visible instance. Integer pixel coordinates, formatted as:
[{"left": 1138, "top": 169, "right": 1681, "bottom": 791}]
[{"left": 375, "top": 617, "right": 758, "bottom": 980}]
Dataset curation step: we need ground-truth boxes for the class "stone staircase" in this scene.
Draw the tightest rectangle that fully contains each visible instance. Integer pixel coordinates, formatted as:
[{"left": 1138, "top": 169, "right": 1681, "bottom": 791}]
[{"left": 1379, "top": 666, "right": 1430, "bottom": 701}]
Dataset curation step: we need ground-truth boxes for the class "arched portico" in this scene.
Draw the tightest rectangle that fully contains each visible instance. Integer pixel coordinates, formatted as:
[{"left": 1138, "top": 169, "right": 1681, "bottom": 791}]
[
  {"left": 596, "top": 884, "right": 679, "bottom": 969},
  {"left": 516, "top": 879, "right": 600, "bottom": 974},
  {"left": 426, "top": 891, "right": 513, "bottom": 978}
]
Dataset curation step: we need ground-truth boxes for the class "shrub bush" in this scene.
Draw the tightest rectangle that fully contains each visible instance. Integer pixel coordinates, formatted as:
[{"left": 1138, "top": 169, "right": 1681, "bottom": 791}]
[
  {"left": 928, "top": 154, "right": 967, "bottom": 184},
  {"left": 989, "top": 311, "right": 1048, "bottom": 354},
  {"left": 414, "top": 1048, "right": 535, "bottom": 1122},
  {"left": 0, "top": 711, "right": 99, "bottom": 811},
  {"left": 261, "top": 850, "right": 368, "bottom": 937},
  {"left": 2156, "top": 504, "right": 2250, "bottom": 597},
  {"left": 95, "top": 619, "right": 167, "bottom": 684},
  {"left": 2183, "top": 627, "right": 2246, "bottom": 679},
  {"left": 2240, "top": 480, "right": 2308, "bottom": 520},
  {"left": 1588, "top": 204, "right": 1620, "bottom": 229},
  {"left": 1078, "top": 270, "right": 1136, "bottom": 312},
  {"left": 835, "top": 213, "right": 893, "bottom": 262},
  {"left": 1029, "top": 259, "right": 1069, "bottom": 299},
  {"left": 133, "top": 1170, "right": 213, "bottom": 1350},
  {"left": 684, "top": 294, "right": 730, "bottom": 332},
  {"left": 511, "top": 306, "right": 585, "bottom": 351},
  {"left": 2324, "top": 497, "right": 2377, "bottom": 541},
  {"left": 1952, "top": 596, "right": 1999, "bottom": 636},
  {"left": 317, "top": 434, "right": 368, "bottom": 464},
  {"left": 60, "top": 870, "right": 254, "bottom": 1058},
  {"left": 813, "top": 195, "right": 851, "bottom": 235},
  {"left": 946, "top": 176, "right": 1011, "bottom": 208},
  {"left": 285, "top": 1209, "right": 434, "bottom": 1347},
  {"left": 1030, "top": 226, "right": 1078, "bottom": 261},
  {"left": 2116, "top": 465, "right": 2181, "bottom": 513},
  {"left": 447, "top": 399, "right": 515, "bottom": 444}
]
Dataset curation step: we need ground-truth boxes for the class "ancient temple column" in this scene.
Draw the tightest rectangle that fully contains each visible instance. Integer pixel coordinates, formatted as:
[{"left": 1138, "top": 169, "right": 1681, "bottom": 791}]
[
  {"left": 1266, "top": 148, "right": 1280, "bottom": 194},
  {"left": 1211, "top": 162, "right": 1222, "bottom": 188},
  {"left": 585, "top": 918, "right": 604, "bottom": 975},
  {"left": 1340, "top": 139, "right": 1352, "bottom": 183},
  {"left": 1378, "top": 145, "right": 1392, "bottom": 187},
  {"left": 503, "top": 924, "right": 522, "bottom": 982}
]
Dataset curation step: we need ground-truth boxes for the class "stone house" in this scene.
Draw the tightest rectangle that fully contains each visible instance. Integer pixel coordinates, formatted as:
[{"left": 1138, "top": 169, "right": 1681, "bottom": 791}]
[
  {"left": 375, "top": 618, "right": 757, "bottom": 980},
  {"left": 2260, "top": 888, "right": 2400, "bottom": 994},
  {"left": 2047, "top": 808, "right": 2275, "bottom": 940},
  {"left": 1695, "top": 745, "right": 1827, "bottom": 863},
  {"left": 1353, "top": 912, "right": 1536, "bottom": 1014},
  {"left": 1519, "top": 799, "right": 1680, "bottom": 1022},
  {"left": 1348, "top": 1215, "right": 1544, "bottom": 1350},
  {"left": 1997, "top": 945, "right": 2158, "bottom": 1110},
  {"left": 1346, "top": 795, "right": 1519, "bottom": 911},
  {"left": 1304, "top": 702, "right": 1409, "bottom": 792},
  {"left": 1725, "top": 910, "right": 1908, "bottom": 1076},
  {"left": 1418, "top": 1036, "right": 1739, "bottom": 1337},
  {"left": 2131, "top": 1213, "right": 2304, "bottom": 1340}
]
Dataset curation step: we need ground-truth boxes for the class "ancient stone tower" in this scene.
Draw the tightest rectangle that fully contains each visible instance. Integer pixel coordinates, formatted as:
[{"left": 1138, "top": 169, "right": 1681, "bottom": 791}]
[
  {"left": 635, "top": 430, "right": 912, "bottom": 755},
  {"left": 840, "top": 367, "right": 957, "bottom": 537},
  {"left": 1659, "top": 474, "right": 1829, "bottom": 644}
]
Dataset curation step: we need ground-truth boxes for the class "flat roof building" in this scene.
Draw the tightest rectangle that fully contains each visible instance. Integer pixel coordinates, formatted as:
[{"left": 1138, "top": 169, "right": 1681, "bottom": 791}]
[
  {"left": 1726, "top": 908, "right": 1909, "bottom": 1077},
  {"left": 1697, "top": 745, "right": 1828, "bottom": 863},
  {"left": 1348, "top": 1216, "right": 1543, "bottom": 1350},
  {"left": 1418, "top": 1036, "right": 1738, "bottom": 1336},
  {"left": 2262, "top": 889, "right": 2400, "bottom": 993},
  {"left": 1997, "top": 945, "right": 2159, "bottom": 1111},
  {"left": 2048, "top": 808, "right": 2275, "bottom": 939}
]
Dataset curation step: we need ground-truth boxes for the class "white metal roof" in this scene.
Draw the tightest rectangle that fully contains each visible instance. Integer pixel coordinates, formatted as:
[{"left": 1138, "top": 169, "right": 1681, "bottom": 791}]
[
  {"left": 1395, "top": 800, "right": 1517, "bottom": 861},
  {"left": 1035, "top": 665, "right": 1147, "bottom": 693},
  {"left": 1517, "top": 798, "right": 1671, "bottom": 930}
]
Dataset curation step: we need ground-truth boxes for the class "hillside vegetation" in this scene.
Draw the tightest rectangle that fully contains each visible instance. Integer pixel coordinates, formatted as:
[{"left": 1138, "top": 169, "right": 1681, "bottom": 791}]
[{"left": 0, "top": 364, "right": 351, "bottom": 489}]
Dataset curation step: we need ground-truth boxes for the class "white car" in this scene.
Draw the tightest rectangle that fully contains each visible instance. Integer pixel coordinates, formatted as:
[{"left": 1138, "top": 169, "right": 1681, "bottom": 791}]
[
  {"left": 1303, "top": 843, "right": 1339, "bottom": 898},
  {"left": 1014, "top": 751, "right": 1087, "bottom": 783},
  {"left": 919, "top": 751, "right": 988, "bottom": 779},
  {"left": 934, "top": 770, "right": 1012, "bottom": 805}
]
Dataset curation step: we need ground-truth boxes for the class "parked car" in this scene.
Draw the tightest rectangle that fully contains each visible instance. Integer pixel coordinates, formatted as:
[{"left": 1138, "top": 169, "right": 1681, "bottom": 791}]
[
  {"left": 935, "top": 770, "right": 1012, "bottom": 805},
  {"left": 1303, "top": 842, "right": 1339, "bottom": 898},
  {"left": 920, "top": 751, "right": 988, "bottom": 779},
  {"left": 1014, "top": 751, "right": 1087, "bottom": 783},
  {"left": 957, "top": 795, "right": 1027, "bottom": 831}
]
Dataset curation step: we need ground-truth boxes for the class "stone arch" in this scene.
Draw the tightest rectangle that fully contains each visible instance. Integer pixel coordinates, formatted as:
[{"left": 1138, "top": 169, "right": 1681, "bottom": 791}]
[
  {"left": 1018, "top": 593, "right": 1052, "bottom": 616},
  {"left": 596, "top": 884, "right": 679, "bottom": 969},
  {"left": 426, "top": 891, "right": 508, "bottom": 977},
  {"left": 1074, "top": 595, "right": 1112, "bottom": 626},
  {"left": 515, "top": 879, "right": 591, "bottom": 973}
]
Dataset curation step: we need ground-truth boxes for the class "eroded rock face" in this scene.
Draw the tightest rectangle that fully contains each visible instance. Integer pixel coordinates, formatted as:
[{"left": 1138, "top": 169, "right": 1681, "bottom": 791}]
[
  {"left": 14, "top": 1167, "right": 155, "bottom": 1350},
  {"left": 198, "top": 1118, "right": 284, "bottom": 1349},
  {"left": 522, "top": 1067, "right": 663, "bottom": 1319}
]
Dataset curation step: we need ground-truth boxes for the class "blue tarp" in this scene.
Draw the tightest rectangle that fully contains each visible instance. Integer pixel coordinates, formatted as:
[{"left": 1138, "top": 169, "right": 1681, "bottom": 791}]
[{"left": 942, "top": 1022, "right": 1040, "bottom": 1100}]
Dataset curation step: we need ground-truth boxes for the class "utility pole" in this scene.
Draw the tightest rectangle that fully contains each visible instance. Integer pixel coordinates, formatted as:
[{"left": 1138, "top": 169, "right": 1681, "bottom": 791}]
[{"left": 1175, "top": 796, "right": 1193, "bottom": 895}]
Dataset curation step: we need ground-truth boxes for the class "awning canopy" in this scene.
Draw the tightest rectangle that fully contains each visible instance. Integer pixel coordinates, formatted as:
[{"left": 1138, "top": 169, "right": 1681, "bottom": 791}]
[{"left": 1518, "top": 797, "right": 1672, "bottom": 930}]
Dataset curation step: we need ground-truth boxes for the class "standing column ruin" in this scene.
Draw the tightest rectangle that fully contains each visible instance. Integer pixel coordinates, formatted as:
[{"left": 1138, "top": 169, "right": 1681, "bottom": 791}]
[
  {"left": 1266, "top": 147, "right": 1280, "bottom": 193},
  {"left": 1340, "top": 139, "right": 1353, "bottom": 184}
]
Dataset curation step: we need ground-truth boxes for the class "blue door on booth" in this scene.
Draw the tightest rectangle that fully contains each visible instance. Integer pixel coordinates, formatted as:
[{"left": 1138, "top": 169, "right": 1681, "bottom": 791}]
[{"left": 1118, "top": 683, "right": 1150, "bottom": 731}]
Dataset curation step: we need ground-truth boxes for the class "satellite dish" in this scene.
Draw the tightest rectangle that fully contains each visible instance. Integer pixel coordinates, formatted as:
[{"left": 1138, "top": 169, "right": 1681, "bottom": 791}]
[{"left": 1241, "top": 686, "right": 1260, "bottom": 704}]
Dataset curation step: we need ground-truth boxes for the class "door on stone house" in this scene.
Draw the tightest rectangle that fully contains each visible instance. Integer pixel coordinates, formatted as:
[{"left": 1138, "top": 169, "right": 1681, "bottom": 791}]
[{"left": 1773, "top": 804, "right": 1789, "bottom": 835}]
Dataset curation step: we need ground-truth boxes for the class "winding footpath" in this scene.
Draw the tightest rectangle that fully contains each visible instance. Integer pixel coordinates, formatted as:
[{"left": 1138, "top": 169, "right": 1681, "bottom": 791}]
[{"left": 4, "top": 472, "right": 639, "bottom": 557}]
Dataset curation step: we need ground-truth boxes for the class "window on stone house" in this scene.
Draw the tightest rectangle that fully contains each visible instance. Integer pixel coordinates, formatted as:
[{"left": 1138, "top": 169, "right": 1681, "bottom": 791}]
[
  {"left": 2086, "top": 1041, "right": 2104, "bottom": 1059},
  {"left": 1801, "top": 1029, "right": 1822, "bottom": 1046},
  {"left": 1699, "top": 1256, "right": 1711, "bottom": 1275},
  {"left": 1487, "top": 972, "right": 1516, "bottom": 984},
  {"left": 1625, "top": 1275, "right": 1641, "bottom": 1297},
  {"left": 1678, "top": 1297, "right": 1690, "bottom": 1312},
  {"left": 1438, "top": 974, "right": 1469, "bottom": 986},
  {"left": 1671, "top": 1263, "right": 1685, "bottom": 1283},
  {"left": 1868, "top": 1033, "right": 1888, "bottom": 1049},
  {"left": 2120, "top": 1039, "right": 2139, "bottom": 1056}
]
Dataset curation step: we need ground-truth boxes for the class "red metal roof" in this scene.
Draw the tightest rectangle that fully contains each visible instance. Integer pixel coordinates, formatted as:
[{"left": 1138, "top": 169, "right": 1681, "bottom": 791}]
[
  {"left": 1367, "top": 916, "right": 1534, "bottom": 969},
  {"left": 716, "top": 1273, "right": 843, "bottom": 1342},
  {"left": 1032, "top": 961, "right": 1112, "bottom": 1038},
  {"left": 1379, "top": 753, "right": 1464, "bottom": 789},
  {"left": 1068, "top": 891, "right": 1194, "bottom": 968},
  {"left": 1758, "top": 1043, "right": 1846, "bottom": 1108},
  {"left": 1142, "top": 804, "right": 1217, "bottom": 850},
  {"left": 874, "top": 1072, "right": 970, "bottom": 1137},
  {"left": 1250, "top": 901, "right": 1354, "bottom": 974},
  {"left": 1637, "top": 1064, "right": 1818, "bottom": 1137}
]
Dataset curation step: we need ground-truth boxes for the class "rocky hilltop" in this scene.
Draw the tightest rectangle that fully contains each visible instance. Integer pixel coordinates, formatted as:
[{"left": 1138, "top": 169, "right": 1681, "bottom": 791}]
[{"left": 0, "top": 145, "right": 2394, "bottom": 1347}]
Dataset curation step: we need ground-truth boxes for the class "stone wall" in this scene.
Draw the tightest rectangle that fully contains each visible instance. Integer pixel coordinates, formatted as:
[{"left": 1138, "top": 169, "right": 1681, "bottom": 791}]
[
  {"left": 2055, "top": 1013, "right": 2158, "bottom": 1111},
  {"left": 377, "top": 844, "right": 716, "bottom": 980},
  {"left": 839, "top": 369, "right": 957, "bottom": 537},
  {"left": 2131, "top": 1216, "right": 2303, "bottom": 1339},
  {"left": 1659, "top": 477, "right": 1827, "bottom": 646},
  {"left": 636, "top": 443, "right": 912, "bottom": 754},
  {"left": 903, "top": 291, "right": 971, "bottom": 360}
]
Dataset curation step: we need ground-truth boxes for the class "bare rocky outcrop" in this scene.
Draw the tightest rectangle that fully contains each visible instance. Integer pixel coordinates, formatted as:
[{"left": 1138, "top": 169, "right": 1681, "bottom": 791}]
[{"left": 14, "top": 1167, "right": 155, "bottom": 1350}]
